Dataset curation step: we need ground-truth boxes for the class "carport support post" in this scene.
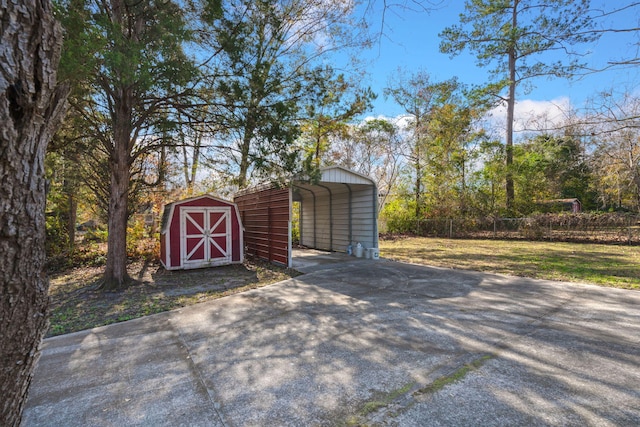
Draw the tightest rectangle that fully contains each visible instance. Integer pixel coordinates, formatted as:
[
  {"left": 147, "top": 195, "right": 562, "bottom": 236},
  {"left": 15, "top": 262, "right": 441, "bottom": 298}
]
[
  {"left": 313, "top": 191, "right": 317, "bottom": 248},
  {"left": 318, "top": 184, "right": 333, "bottom": 251},
  {"left": 345, "top": 184, "right": 353, "bottom": 247},
  {"left": 373, "top": 184, "right": 379, "bottom": 248}
]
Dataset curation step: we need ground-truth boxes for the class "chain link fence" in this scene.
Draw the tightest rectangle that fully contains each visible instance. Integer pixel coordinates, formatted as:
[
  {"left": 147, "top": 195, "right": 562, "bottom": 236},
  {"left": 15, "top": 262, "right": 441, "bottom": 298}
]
[{"left": 407, "top": 213, "right": 640, "bottom": 245}]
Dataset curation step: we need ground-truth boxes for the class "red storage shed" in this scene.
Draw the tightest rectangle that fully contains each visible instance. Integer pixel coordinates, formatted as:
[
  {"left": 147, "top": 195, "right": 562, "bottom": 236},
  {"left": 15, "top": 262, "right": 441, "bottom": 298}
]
[{"left": 160, "top": 194, "right": 243, "bottom": 270}]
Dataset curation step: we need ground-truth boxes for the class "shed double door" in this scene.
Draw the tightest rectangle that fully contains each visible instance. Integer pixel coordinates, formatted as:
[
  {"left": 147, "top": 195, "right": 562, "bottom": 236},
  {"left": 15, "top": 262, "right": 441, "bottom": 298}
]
[{"left": 180, "top": 207, "right": 231, "bottom": 268}]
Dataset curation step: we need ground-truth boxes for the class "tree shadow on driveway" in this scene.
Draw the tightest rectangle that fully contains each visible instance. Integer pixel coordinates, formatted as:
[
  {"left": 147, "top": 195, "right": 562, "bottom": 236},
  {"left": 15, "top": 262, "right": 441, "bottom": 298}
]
[{"left": 24, "top": 259, "right": 640, "bottom": 426}]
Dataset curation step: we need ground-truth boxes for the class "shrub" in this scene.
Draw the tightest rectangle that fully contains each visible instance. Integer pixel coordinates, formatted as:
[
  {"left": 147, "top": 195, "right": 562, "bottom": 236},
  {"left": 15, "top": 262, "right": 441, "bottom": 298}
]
[
  {"left": 45, "top": 214, "right": 70, "bottom": 256},
  {"left": 127, "top": 216, "right": 160, "bottom": 261},
  {"left": 84, "top": 227, "right": 108, "bottom": 243},
  {"left": 381, "top": 199, "right": 419, "bottom": 234}
]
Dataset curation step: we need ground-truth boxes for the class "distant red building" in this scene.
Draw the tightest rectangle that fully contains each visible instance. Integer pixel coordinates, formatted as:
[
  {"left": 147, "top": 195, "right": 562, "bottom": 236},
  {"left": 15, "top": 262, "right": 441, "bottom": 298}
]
[{"left": 542, "top": 198, "right": 582, "bottom": 213}]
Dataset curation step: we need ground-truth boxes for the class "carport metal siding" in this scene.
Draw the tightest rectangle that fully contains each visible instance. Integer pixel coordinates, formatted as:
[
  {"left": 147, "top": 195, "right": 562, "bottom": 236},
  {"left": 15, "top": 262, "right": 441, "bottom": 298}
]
[
  {"left": 295, "top": 182, "right": 377, "bottom": 252},
  {"left": 234, "top": 188, "right": 291, "bottom": 267}
]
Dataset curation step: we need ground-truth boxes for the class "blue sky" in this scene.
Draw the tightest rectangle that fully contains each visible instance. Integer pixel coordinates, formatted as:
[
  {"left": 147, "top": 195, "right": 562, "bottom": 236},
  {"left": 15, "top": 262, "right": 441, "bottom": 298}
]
[{"left": 352, "top": 1, "right": 640, "bottom": 118}]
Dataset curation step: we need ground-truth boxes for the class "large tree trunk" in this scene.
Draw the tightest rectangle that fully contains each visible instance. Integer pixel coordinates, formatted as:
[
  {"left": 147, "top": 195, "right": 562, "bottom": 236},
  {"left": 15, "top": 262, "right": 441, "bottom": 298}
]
[
  {"left": 505, "top": 0, "right": 518, "bottom": 214},
  {"left": 102, "top": 96, "right": 133, "bottom": 291},
  {"left": 102, "top": 152, "right": 132, "bottom": 290},
  {"left": 0, "top": 0, "right": 68, "bottom": 424}
]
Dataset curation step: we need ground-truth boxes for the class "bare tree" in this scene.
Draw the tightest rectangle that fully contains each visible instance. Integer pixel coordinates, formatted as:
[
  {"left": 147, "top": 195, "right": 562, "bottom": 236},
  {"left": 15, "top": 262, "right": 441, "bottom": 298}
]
[
  {"left": 385, "top": 69, "right": 459, "bottom": 218},
  {"left": 328, "top": 118, "right": 404, "bottom": 211},
  {"left": 0, "top": 0, "right": 69, "bottom": 424},
  {"left": 586, "top": 90, "right": 640, "bottom": 211}
]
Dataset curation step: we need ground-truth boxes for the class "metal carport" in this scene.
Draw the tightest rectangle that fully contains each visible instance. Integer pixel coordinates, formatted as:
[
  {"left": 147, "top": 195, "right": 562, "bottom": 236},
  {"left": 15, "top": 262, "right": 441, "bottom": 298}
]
[
  {"left": 234, "top": 166, "right": 378, "bottom": 268},
  {"left": 293, "top": 166, "right": 378, "bottom": 255}
]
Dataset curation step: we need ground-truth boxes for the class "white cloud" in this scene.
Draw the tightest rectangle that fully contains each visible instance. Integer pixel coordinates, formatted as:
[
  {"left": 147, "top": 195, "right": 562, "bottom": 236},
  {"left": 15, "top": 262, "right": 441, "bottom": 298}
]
[
  {"left": 365, "top": 97, "right": 575, "bottom": 142},
  {"left": 362, "top": 114, "right": 413, "bottom": 130},
  {"left": 486, "top": 97, "right": 573, "bottom": 140}
]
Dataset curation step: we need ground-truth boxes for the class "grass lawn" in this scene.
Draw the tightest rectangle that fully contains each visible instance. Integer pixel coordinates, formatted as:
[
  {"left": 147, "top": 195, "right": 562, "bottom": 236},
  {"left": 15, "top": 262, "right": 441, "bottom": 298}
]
[{"left": 379, "top": 237, "right": 640, "bottom": 290}]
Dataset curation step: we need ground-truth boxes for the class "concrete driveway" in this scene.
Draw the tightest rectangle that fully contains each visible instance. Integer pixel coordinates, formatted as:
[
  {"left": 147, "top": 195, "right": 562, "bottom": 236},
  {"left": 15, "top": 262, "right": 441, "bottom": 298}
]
[{"left": 23, "top": 255, "right": 640, "bottom": 426}]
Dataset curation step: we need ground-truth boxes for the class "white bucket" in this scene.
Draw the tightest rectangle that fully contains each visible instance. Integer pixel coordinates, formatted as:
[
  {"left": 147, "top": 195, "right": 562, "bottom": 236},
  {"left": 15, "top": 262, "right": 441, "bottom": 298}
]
[{"left": 370, "top": 248, "right": 380, "bottom": 260}]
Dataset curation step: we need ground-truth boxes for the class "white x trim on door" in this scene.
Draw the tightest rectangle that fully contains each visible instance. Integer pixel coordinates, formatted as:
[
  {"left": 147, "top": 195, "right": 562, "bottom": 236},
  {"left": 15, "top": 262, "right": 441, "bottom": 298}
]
[{"left": 180, "top": 207, "right": 232, "bottom": 268}]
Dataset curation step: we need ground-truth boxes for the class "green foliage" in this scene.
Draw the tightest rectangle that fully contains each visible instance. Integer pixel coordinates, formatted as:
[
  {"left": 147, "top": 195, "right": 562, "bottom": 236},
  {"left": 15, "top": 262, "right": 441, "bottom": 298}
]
[
  {"left": 380, "top": 126, "right": 602, "bottom": 225},
  {"left": 380, "top": 198, "right": 419, "bottom": 234},
  {"left": 291, "top": 202, "right": 300, "bottom": 244},
  {"left": 45, "top": 151, "right": 79, "bottom": 255},
  {"left": 211, "top": 0, "right": 308, "bottom": 186},
  {"left": 46, "top": 242, "right": 107, "bottom": 273},
  {"left": 439, "top": 0, "right": 598, "bottom": 91},
  {"left": 422, "top": 102, "right": 484, "bottom": 217},
  {"left": 385, "top": 70, "right": 463, "bottom": 219},
  {"left": 208, "top": 0, "right": 373, "bottom": 187},
  {"left": 511, "top": 134, "right": 597, "bottom": 215},
  {"left": 126, "top": 217, "right": 159, "bottom": 261},
  {"left": 300, "top": 68, "right": 376, "bottom": 176},
  {"left": 55, "top": 0, "right": 212, "bottom": 286},
  {"left": 84, "top": 227, "right": 108, "bottom": 243},
  {"left": 586, "top": 90, "right": 640, "bottom": 212},
  {"left": 45, "top": 215, "right": 70, "bottom": 257},
  {"left": 384, "top": 70, "right": 488, "bottom": 221}
]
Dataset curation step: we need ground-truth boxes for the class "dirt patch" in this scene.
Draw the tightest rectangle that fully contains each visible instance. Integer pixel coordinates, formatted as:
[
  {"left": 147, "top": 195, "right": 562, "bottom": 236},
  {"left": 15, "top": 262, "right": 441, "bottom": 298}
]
[{"left": 47, "top": 259, "right": 299, "bottom": 337}]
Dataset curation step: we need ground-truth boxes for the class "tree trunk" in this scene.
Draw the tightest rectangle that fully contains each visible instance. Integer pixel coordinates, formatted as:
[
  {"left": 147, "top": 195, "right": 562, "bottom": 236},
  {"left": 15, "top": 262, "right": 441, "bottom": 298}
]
[
  {"left": 68, "top": 192, "right": 77, "bottom": 250},
  {"left": 414, "top": 115, "right": 423, "bottom": 219},
  {"left": 632, "top": 169, "right": 640, "bottom": 211},
  {"left": 102, "top": 94, "right": 133, "bottom": 290},
  {"left": 0, "top": 0, "right": 68, "bottom": 424},
  {"left": 182, "top": 130, "right": 201, "bottom": 196},
  {"left": 505, "top": 0, "right": 518, "bottom": 214},
  {"left": 238, "top": 123, "right": 254, "bottom": 189},
  {"left": 103, "top": 154, "right": 132, "bottom": 290},
  {"left": 415, "top": 155, "right": 422, "bottom": 219}
]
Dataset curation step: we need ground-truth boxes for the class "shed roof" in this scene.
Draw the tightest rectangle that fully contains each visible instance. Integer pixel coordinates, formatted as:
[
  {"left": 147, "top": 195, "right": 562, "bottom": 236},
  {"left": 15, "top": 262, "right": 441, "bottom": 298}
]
[{"left": 160, "top": 194, "right": 237, "bottom": 234}]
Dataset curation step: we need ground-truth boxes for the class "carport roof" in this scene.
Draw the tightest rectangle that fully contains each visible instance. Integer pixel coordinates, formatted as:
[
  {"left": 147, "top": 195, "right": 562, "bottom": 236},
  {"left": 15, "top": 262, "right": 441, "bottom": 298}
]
[
  {"left": 234, "top": 166, "right": 377, "bottom": 197},
  {"left": 293, "top": 166, "right": 375, "bottom": 187}
]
